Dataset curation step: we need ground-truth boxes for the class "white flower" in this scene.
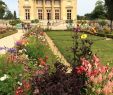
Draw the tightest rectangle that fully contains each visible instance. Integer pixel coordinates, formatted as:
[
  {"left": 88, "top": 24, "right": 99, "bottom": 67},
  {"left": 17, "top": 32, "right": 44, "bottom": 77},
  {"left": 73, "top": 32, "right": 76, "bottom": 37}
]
[
  {"left": 19, "top": 50, "right": 23, "bottom": 53},
  {"left": 17, "top": 81, "right": 22, "bottom": 86},
  {"left": 0, "top": 74, "right": 9, "bottom": 81}
]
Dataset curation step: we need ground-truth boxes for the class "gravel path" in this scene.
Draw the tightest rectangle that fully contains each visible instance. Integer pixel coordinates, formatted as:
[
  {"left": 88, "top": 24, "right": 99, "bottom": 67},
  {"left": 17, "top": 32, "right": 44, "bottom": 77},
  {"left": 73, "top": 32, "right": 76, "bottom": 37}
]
[
  {"left": 0, "top": 29, "right": 24, "bottom": 54},
  {"left": 44, "top": 33, "right": 71, "bottom": 72}
]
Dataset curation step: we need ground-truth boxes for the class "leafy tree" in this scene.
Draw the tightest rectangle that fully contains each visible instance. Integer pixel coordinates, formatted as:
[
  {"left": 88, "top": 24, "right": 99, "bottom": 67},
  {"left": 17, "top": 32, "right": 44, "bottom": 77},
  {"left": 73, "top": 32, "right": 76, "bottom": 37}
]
[
  {"left": 90, "top": 0, "right": 106, "bottom": 19},
  {"left": 13, "top": 11, "right": 17, "bottom": 19},
  {"left": 105, "top": 0, "right": 113, "bottom": 32},
  {"left": 77, "top": 15, "right": 86, "bottom": 20},
  {"left": 84, "top": 13, "right": 92, "bottom": 20},
  {"left": 0, "top": 0, "right": 7, "bottom": 19},
  {"left": 4, "top": 10, "right": 13, "bottom": 19}
]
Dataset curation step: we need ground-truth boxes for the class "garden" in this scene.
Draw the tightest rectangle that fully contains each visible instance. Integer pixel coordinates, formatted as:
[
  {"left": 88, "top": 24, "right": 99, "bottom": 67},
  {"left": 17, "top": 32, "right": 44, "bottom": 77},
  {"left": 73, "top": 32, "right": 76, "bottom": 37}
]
[
  {"left": 0, "top": 24, "right": 113, "bottom": 95},
  {"left": 47, "top": 30, "right": 113, "bottom": 66}
]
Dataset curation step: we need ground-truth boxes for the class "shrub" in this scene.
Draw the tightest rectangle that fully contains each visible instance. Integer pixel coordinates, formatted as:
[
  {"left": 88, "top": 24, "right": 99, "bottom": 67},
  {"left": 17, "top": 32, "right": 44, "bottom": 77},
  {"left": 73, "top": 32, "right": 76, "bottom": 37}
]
[
  {"left": 31, "top": 19, "right": 39, "bottom": 23},
  {"left": 25, "top": 36, "right": 45, "bottom": 60},
  {"left": 32, "top": 62, "right": 87, "bottom": 95},
  {"left": 0, "top": 56, "right": 25, "bottom": 95}
]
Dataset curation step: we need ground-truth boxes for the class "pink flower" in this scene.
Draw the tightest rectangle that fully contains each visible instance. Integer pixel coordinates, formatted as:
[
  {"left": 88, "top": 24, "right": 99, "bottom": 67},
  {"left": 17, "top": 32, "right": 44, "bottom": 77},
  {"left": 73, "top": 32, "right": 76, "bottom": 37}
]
[
  {"left": 90, "top": 76, "right": 95, "bottom": 82},
  {"left": 75, "top": 66, "right": 86, "bottom": 74},
  {"left": 108, "top": 72, "right": 113, "bottom": 80},
  {"left": 96, "top": 88, "right": 101, "bottom": 94},
  {"left": 102, "top": 86, "right": 112, "bottom": 95},
  {"left": 97, "top": 74, "right": 103, "bottom": 83}
]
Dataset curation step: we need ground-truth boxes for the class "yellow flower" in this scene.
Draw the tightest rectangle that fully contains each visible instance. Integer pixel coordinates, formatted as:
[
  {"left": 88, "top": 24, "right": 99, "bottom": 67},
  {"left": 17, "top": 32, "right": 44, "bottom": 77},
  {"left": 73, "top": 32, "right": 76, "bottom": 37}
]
[{"left": 81, "top": 34, "right": 87, "bottom": 39}]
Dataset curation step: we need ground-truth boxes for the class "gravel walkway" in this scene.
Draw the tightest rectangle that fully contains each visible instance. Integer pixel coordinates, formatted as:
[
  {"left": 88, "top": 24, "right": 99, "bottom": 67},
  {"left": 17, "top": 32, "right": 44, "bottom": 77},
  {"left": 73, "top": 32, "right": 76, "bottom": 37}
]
[
  {"left": 44, "top": 33, "right": 71, "bottom": 72},
  {"left": 0, "top": 29, "right": 24, "bottom": 54}
]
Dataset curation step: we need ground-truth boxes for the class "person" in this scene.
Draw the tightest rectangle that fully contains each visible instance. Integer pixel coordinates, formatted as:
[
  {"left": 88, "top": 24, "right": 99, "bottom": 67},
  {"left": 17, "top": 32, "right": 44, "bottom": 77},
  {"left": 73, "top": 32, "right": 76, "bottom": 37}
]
[{"left": 24, "top": 23, "right": 28, "bottom": 31}]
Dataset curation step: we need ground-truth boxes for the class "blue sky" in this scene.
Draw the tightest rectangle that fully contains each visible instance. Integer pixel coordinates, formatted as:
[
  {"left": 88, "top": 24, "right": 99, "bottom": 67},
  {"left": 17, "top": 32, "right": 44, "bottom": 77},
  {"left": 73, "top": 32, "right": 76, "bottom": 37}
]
[{"left": 3, "top": 0, "right": 99, "bottom": 16}]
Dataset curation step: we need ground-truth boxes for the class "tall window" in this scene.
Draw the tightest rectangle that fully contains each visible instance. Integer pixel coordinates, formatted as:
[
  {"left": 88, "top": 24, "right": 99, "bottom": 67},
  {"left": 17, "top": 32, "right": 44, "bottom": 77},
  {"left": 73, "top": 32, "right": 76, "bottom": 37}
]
[
  {"left": 46, "top": 9, "right": 51, "bottom": 20},
  {"left": 46, "top": 0, "right": 51, "bottom": 5},
  {"left": 67, "top": 9, "right": 71, "bottom": 20},
  {"left": 25, "top": 9, "right": 30, "bottom": 20},
  {"left": 38, "top": 9, "right": 43, "bottom": 20},
  {"left": 54, "top": 0, "right": 60, "bottom": 5},
  {"left": 55, "top": 10, "right": 60, "bottom": 20},
  {"left": 36, "top": 0, "right": 42, "bottom": 5}
]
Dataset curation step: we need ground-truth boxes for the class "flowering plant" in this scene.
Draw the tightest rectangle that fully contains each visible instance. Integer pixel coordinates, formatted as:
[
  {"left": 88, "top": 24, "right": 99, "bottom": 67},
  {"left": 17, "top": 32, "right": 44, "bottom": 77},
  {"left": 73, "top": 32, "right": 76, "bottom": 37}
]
[{"left": 75, "top": 54, "right": 113, "bottom": 95}]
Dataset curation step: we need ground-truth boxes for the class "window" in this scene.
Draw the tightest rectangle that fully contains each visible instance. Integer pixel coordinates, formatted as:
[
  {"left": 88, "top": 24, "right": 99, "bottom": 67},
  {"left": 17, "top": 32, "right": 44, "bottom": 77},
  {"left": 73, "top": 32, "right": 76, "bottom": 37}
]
[
  {"left": 46, "top": 9, "right": 51, "bottom": 20},
  {"left": 38, "top": 9, "right": 43, "bottom": 20},
  {"left": 25, "top": 9, "right": 30, "bottom": 20},
  {"left": 55, "top": 10, "right": 60, "bottom": 20},
  {"left": 67, "top": 9, "right": 71, "bottom": 20},
  {"left": 54, "top": 0, "right": 60, "bottom": 5},
  {"left": 36, "top": 0, "right": 42, "bottom": 5},
  {"left": 46, "top": 0, "right": 51, "bottom": 5}
]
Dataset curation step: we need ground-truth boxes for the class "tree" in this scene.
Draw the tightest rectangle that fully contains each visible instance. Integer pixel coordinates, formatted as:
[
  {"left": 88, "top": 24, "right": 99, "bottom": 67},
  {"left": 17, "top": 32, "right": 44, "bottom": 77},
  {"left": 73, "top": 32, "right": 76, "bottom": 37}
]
[
  {"left": 84, "top": 13, "right": 92, "bottom": 20},
  {"left": 4, "top": 10, "right": 13, "bottom": 19},
  {"left": 13, "top": 11, "right": 17, "bottom": 19},
  {"left": 105, "top": 0, "right": 113, "bottom": 32},
  {"left": 0, "top": 0, "right": 7, "bottom": 19},
  {"left": 91, "top": 0, "right": 106, "bottom": 19}
]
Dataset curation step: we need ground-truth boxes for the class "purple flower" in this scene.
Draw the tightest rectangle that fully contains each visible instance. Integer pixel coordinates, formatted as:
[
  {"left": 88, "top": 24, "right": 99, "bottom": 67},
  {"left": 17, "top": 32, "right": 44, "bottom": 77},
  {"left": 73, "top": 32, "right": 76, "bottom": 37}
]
[
  {"left": 15, "top": 41, "right": 22, "bottom": 46},
  {"left": 0, "top": 47, "right": 4, "bottom": 50},
  {"left": 73, "top": 28, "right": 80, "bottom": 32},
  {"left": 7, "top": 48, "right": 17, "bottom": 53}
]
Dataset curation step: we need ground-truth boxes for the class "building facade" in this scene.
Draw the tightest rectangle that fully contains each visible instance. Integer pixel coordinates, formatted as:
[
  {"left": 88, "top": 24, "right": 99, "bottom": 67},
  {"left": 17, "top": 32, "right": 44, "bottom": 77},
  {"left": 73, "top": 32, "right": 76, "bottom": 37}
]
[{"left": 18, "top": 0, "right": 77, "bottom": 24}]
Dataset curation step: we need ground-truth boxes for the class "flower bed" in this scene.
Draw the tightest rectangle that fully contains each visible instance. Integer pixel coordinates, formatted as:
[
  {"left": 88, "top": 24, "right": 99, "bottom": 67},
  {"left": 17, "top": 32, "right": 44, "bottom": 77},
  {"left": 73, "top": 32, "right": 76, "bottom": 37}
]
[
  {"left": 0, "top": 27, "right": 56, "bottom": 95},
  {"left": 0, "top": 26, "right": 113, "bottom": 95},
  {"left": 0, "top": 27, "right": 17, "bottom": 39}
]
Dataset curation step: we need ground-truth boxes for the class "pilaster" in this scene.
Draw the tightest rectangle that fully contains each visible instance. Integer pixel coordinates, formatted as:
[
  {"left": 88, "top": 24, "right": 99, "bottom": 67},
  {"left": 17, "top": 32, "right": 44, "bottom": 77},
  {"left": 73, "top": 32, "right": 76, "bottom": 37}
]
[
  {"left": 52, "top": 0, "right": 54, "bottom": 20},
  {"left": 43, "top": 0, "right": 46, "bottom": 20}
]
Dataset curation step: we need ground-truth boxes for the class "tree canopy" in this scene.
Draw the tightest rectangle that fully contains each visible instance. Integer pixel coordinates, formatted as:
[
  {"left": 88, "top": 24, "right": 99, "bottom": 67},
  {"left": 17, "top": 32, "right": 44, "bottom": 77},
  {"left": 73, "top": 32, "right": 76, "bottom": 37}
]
[
  {"left": 105, "top": 0, "right": 113, "bottom": 31},
  {"left": 0, "top": 0, "right": 7, "bottom": 19}
]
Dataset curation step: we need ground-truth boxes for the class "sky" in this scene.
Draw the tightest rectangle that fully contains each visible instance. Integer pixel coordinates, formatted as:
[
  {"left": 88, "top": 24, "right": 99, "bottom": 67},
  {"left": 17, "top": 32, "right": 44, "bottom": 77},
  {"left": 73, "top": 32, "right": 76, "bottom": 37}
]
[{"left": 2, "top": 0, "right": 99, "bottom": 17}]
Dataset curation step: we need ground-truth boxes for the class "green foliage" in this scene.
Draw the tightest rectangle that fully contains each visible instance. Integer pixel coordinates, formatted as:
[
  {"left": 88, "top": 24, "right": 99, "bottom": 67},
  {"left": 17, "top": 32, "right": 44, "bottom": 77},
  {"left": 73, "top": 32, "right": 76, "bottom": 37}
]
[
  {"left": 4, "top": 10, "right": 14, "bottom": 20},
  {"left": 98, "top": 20, "right": 107, "bottom": 27},
  {"left": 13, "top": 11, "right": 17, "bottom": 19},
  {"left": 0, "top": 56, "right": 24, "bottom": 95},
  {"left": 25, "top": 36, "right": 45, "bottom": 60},
  {"left": 47, "top": 31, "right": 113, "bottom": 66},
  {"left": 0, "top": 0, "right": 7, "bottom": 19},
  {"left": 66, "top": 20, "right": 74, "bottom": 30},
  {"left": 105, "top": 0, "right": 113, "bottom": 31},
  {"left": 91, "top": 0, "right": 106, "bottom": 19},
  {"left": 9, "top": 19, "right": 21, "bottom": 26},
  {"left": 31, "top": 19, "right": 39, "bottom": 23}
]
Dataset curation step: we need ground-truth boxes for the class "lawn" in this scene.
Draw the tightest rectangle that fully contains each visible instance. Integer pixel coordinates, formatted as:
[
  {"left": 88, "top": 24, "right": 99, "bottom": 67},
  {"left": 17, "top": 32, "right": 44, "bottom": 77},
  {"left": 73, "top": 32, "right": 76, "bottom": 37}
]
[{"left": 47, "top": 31, "right": 113, "bottom": 66}]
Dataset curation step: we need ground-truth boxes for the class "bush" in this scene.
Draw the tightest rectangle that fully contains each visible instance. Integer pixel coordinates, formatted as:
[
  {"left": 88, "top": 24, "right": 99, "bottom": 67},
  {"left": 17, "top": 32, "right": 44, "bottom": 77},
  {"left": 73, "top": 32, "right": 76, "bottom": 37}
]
[
  {"left": 32, "top": 62, "right": 86, "bottom": 95},
  {"left": 25, "top": 36, "right": 46, "bottom": 60},
  {"left": 31, "top": 19, "right": 39, "bottom": 23},
  {"left": 9, "top": 19, "right": 21, "bottom": 27},
  {"left": 0, "top": 56, "right": 24, "bottom": 95}
]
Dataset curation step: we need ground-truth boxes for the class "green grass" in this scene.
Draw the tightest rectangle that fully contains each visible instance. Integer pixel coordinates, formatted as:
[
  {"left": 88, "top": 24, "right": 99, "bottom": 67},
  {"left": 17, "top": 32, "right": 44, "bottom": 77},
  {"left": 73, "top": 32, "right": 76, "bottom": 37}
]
[{"left": 47, "top": 31, "right": 113, "bottom": 66}]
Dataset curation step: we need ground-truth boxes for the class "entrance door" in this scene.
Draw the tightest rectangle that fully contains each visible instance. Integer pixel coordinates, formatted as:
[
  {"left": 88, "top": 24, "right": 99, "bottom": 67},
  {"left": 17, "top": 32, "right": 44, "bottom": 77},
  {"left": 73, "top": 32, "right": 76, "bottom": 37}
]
[{"left": 47, "top": 10, "right": 51, "bottom": 20}]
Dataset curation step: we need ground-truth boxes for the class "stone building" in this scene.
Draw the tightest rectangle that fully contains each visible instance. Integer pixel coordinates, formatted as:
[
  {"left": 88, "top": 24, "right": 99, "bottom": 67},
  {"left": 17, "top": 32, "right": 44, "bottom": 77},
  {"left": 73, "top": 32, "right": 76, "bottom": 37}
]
[{"left": 18, "top": 0, "right": 77, "bottom": 29}]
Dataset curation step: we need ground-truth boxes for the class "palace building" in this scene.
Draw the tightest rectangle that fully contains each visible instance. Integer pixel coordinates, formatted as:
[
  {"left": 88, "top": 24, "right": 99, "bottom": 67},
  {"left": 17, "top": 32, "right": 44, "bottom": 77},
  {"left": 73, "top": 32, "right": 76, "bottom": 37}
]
[{"left": 18, "top": 0, "right": 77, "bottom": 28}]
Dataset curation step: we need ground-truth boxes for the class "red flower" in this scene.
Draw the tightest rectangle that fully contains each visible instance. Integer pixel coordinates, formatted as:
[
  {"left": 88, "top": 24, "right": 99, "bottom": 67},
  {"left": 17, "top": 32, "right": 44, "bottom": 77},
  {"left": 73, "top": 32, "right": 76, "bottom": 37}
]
[
  {"left": 40, "top": 32, "right": 44, "bottom": 36},
  {"left": 15, "top": 86, "right": 23, "bottom": 95},
  {"left": 22, "top": 80, "right": 30, "bottom": 91},
  {"left": 75, "top": 66, "right": 86, "bottom": 74},
  {"left": 38, "top": 58, "right": 46, "bottom": 66}
]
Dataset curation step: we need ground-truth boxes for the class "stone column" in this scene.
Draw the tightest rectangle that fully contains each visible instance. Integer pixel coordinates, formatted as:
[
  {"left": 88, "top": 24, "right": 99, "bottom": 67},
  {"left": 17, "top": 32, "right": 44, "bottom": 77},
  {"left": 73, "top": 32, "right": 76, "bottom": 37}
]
[
  {"left": 51, "top": 0, "right": 54, "bottom": 20},
  {"left": 60, "top": 0, "right": 63, "bottom": 20},
  {"left": 43, "top": 0, "right": 46, "bottom": 20}
]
